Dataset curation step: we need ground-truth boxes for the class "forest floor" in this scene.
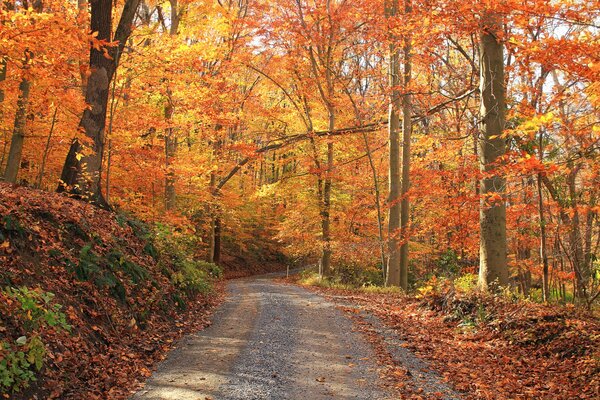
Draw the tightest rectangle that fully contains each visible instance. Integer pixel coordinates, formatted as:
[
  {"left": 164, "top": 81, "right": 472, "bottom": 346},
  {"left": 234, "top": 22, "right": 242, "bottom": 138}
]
[{"left": 131, "top": 274, "right": 458, "bottom": 400}]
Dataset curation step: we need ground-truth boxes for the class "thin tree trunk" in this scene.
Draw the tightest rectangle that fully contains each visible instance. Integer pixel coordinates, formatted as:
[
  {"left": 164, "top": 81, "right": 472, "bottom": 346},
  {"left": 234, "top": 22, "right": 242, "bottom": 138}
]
[
  {"left": 105, "top": 46, "right": 120, "bottom": 205},
  {"left": 105, "top": 139, "right": 112, "bottom": 203},
  {"left": 321, "top": 113, "right": 334, "bottom": 277},
  {"left": 4, "top": 77, "right": 31, "bottom": 183},
  {"left": 164, "top": 0, "right": 181, "bottom": 210},
  {"left": 214, "top": 216, "right": 222, "bottom": 264},
  {"left": 208, "top": 217, "right": 216, "bottom": 264},
  {"left": 567, "top": 166, "right": 587, "bottom": 299},
  {"left": 537, "top": 131, "right": 549, "bottom": 301},
  {"left": 386, "top": 0, "right": 401, "bottom": 287},
  {"left": 164, "top": 93, "right": 177, "bottom": 210},
  {"left": 477, "top": 11, "right": 508, "bottom": 291},
  {"left": 207, "top": 172, "right": 217, "bottom": 263},
  {"left": 0, "top": 57, "right": 6, "bottom": 163},
  {"left": 359, "top": 127, "right": 386, "bottom": 276},
  {"left": 36, "top": 107, "right": 58, "bottom": 188},
  {"left": 398, "top": 0, "right": 412, "bottom": 290}
]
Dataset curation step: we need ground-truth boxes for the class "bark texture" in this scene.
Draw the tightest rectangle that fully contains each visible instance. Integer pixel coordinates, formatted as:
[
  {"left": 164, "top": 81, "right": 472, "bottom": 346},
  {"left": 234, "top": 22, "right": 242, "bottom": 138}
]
[
  {"left": 58, "top": 0, "right": 141, "bottom": 207},
  {"left": 4, "top": 78, "right": 31, "bottom": 183},
  {"left": 164, "top": 0, "right": 181, "bottom": 210},
  {"left": 386, "top": 0, "right": 401, "bottom": 287},
  {"left": 398, "top": 0, "right": 412, "bottom": 290},
  {"left": 478, "top": 12, "right": 509, "bottom": 290}
]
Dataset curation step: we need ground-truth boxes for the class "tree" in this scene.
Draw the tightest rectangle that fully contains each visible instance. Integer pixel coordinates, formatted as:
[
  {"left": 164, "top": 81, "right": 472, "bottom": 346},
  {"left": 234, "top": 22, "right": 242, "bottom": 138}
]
[
  {"left": 3, "top": 0, "right": 42, "bottom": 183},
  {"left": 164, "top": 0, "right": 184, "bottom": 211},
  {"left": 386, "top": 0, "right": 402, "bottom": 287},
  {"left": 398, "top": 0, "right": 412, "bottom": 290},
  {"left": 57, "top": 0, "right": 141, "bottom": 207},
  {"left": 477, "top": 10, "right": 508, "bottom": 291},
  {"left": 3, "top": 54, "right": 31, "bottom": 183}
]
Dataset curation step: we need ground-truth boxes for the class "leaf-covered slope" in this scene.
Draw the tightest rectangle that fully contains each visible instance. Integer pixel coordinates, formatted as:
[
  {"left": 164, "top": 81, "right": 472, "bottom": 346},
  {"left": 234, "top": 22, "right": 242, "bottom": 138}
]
[{"left": 0, "top": 183, "right": 221, "bottom": 399}]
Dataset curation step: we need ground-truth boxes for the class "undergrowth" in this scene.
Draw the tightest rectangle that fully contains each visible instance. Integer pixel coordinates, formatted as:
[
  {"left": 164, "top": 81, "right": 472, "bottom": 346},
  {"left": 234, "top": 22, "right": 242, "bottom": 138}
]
[
  {"left": 0, "top": 186, "right": 223, "bottom": 397},
  {"left": 0, "top": 287, "right": 71, "bottom": 393}
]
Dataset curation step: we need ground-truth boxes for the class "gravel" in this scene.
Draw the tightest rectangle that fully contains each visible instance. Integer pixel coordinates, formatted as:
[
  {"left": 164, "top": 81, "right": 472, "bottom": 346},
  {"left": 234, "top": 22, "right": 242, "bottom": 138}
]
[{"left": 132, "top": 275, "right": 455, "bottom": 399}]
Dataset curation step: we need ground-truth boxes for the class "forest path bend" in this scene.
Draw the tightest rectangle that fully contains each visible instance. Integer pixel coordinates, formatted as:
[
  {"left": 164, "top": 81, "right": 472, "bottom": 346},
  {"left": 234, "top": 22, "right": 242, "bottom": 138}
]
[{"left": 132, "top": 275, "right": 393, "bottom": 400}]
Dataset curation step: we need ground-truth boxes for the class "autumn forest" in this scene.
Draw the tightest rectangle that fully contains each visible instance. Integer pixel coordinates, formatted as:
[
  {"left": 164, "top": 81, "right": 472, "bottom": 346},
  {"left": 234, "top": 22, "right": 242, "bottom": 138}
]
[{"left": 1, "top": 0, "right": 599, "bottom": 399}]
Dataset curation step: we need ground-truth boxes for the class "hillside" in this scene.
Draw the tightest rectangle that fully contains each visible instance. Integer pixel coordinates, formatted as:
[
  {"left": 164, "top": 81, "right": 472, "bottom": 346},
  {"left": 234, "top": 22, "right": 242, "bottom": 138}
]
[{"left": 0, "top": 183, "right": 222, "bottom": 399}]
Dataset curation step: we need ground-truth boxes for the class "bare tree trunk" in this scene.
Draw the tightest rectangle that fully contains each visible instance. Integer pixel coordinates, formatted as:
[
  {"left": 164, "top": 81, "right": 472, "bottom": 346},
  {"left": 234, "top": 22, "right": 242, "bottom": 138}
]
[
  {"left": 0, "top": 56, "right": 7, "bottom": 175},
  {"left": 386, "top": 0, "right": 401, "bottom": 287},
  {"left": 321, "top": 113, "right": 334, "bottom": 277},
  {"left": 0, "top": 56, "right": 6, "bottom": 106},
  {"left": 364, "top": 131, "right": 386, "bottom": 276},
  {"left": 567, "top": 166, "right": 587, "bottom": 299},
  {"left": 207, "top": 172, "right": 217, "bottom": 263},
  {"left": 164, "top": 93, "right": 177, "bottom": 210},
  {"left": 208, "top": 217, "right": 216, "bottom": 263},
  {"left": 57, "top": 0, "right": 140, "bottom": 207},
  {"left": 164, "top": 0, "right": 181, "bottom": 210},
  {"left": 214, "top": 216, "right": 222, "bottom": 264},
  {"left": 537, "top": 131, "right": 549, "bottom": 302},
  {"left": 0, "top": 55, "right": 6, "bottom": 132},
  {"left": 4, "top": 0, "right": 38, "bottom": 183},
  {"left": 4, "top": 77, "right": 31, "bottom": 183},
  {"left": 36, "top": 107, "right": 58, "bottom": 188},
  {"left": 477, "top": 11, "right": 508, "bottom": 291},
  {"left": 398, "top": 0, "right": 412, "bottom": 290}
]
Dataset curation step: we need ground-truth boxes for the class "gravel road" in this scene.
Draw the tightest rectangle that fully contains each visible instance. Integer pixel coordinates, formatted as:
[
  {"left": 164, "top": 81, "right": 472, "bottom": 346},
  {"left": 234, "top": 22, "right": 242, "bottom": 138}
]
[{"left": 131, "top": 275, "right": 452, "bottom": 400}]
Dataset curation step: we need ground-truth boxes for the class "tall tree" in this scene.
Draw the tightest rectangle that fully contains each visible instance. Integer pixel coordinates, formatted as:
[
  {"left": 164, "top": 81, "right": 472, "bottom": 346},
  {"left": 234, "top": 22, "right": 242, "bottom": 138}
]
[
  {"left": 477, "top": 10, "right": 508, "bottom": 291},
  {"left": 398, "top": 0, "right": 412, "bottom": 290},
  {"left": 164, "top": 0, "right": 183, "bottom": 211},
  {"left": 3, "top": 71, "right": 31, "bottom": 183},
  {"left": 2, "top": 0, "right": 43, "bottom": 183},
  {"left": 386, "top": 0, "right": 402, "bottom": 287},
  {"left": 57, "top": 0, "right": 141, "bottom": 207}
]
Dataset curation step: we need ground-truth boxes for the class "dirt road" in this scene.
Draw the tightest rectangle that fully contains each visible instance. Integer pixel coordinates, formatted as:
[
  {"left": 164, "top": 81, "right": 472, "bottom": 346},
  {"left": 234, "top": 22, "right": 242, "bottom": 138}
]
[{"left": 131, "top": 275, "right": 393, "bottom": 399}]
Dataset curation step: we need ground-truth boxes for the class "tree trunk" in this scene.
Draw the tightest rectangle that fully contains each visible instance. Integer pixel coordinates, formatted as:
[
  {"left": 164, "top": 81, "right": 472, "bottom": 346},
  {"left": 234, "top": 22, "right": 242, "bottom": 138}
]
[
  {"left": 36, "top": 107, "right": 58, "bottom": 188},
  {"left": 214, "top": 216, "right": 222, "bottom": 264},
  {"left": 164, "top": 0, "right": 181, "bottom": 210},
  {"left": 477, "top": 12, "right": 508, "bottom": 291},
  {"left": 567, "top": 166, "right": 587, "bottom": 299},
  {"left": 537, "top": 132, "right": 549, "bottom": 302},
  {"left": 398, "top": 0, "right": 412, "bottom": 291},
  {"left": 0, "top": 55, "right": 6, "bottom": 125},
  {"left": 4, "top": 77, "right": 31, "bottom": 183},
  {"left": 321, "top": 114, "right": 334, "bottom": 277},
  {"left": 208, "top": 217, "right": 216, "bottom": 264},
  {"left": 164, "top": 95, "right": 177, "bottom": 210},
  {"left": 0, "top": 56, "right": 6, "bottom": 174},
  {"left": 58, "top": 0, "right": 140, "bottom": 207},
  {"left": 386, "top": 0, "right": 401, "bottom": 287}
]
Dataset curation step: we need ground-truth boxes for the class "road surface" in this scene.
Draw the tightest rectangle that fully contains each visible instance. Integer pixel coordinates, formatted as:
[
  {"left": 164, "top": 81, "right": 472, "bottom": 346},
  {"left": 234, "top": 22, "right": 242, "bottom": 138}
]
[{"left": 132, "top": 275, "right": 392, "bottom": 399}]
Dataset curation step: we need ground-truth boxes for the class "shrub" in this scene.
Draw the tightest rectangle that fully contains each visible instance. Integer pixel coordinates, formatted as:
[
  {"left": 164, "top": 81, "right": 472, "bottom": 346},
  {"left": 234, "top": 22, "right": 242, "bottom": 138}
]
[
  {"left": 106, "top": 251, "right": 149, "bottom": 284},
  {"left": 151, "top": 224, "right": 219, "bottom": 299},
  {"left": 0, "top": 336, "right": 45, "bottom": 393},
  {"left": 170, "top": 260, "right": 211, "bottom": 297},
  {"left": 454, "top": 273, "right": 478, "bottom": 294},
  {"left": 436, "top": 249, "right": 460, "bottom": 276},
  {"left": 3, "top": 287, "right": 70, "bottom": 332},
  {"left": 336, "top": 262, "right": 384, "bottom": 287},
  {"left": 0, "top": 288, "right": 70, "bottom": 394}
]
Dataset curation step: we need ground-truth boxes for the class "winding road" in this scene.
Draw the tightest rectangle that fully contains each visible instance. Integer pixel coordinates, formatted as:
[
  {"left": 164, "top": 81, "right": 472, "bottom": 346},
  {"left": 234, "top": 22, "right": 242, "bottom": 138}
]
[{"left": 132, "top": 275, "right": 456, "bottom": 400}]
